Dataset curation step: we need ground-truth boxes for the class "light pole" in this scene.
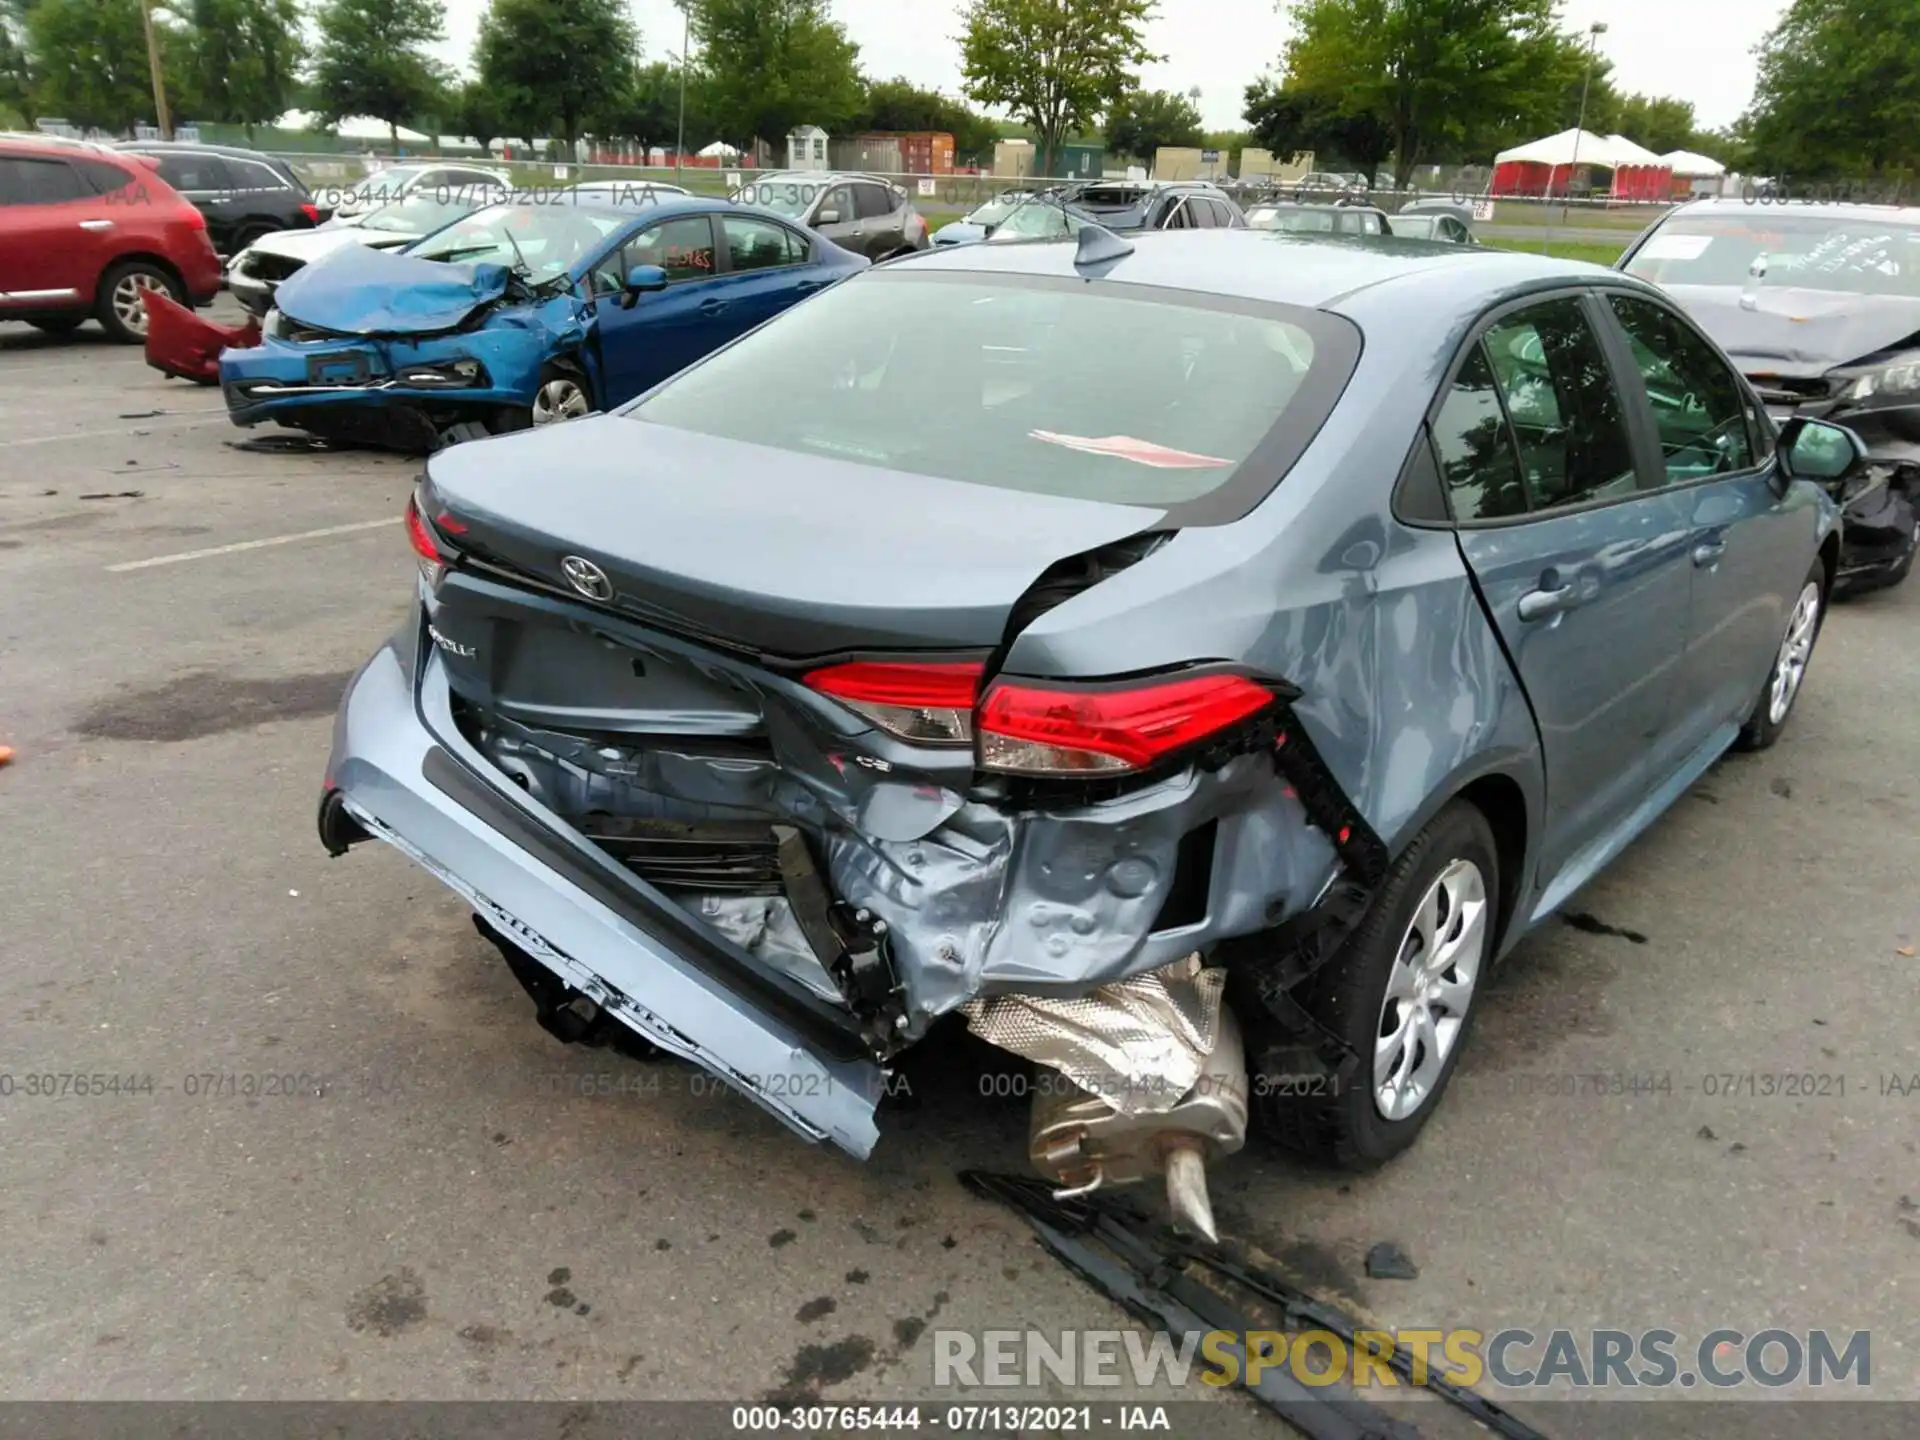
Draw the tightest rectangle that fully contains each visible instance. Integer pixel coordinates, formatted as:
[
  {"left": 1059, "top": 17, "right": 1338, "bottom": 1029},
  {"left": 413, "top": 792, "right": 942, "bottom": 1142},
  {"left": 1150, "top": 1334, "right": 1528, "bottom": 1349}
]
[
  {"left": 675, "top": 0, "right": 690, "bottom": 183},
  {"left": 1563, "top": 22, "right": 1608, "bottom": 221},
  {"left": 139, "top": 0, "right": 172, "bottom": 141}
]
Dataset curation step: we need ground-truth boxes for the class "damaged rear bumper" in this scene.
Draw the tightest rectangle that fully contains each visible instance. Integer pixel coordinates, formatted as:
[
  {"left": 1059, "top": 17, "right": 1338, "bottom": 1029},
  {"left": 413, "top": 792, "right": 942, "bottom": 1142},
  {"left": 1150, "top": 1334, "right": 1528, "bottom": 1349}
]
[{"left": 321, "top": 631, "right": 889, "bottom": 1156}]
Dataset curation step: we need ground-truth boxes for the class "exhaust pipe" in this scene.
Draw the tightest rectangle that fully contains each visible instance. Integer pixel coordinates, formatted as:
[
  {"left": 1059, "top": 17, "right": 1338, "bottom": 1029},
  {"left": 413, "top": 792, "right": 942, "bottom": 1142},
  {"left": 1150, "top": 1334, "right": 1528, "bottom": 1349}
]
[{"left": 1028, "top": 1003, "right": 1249, "bottom": 1243}]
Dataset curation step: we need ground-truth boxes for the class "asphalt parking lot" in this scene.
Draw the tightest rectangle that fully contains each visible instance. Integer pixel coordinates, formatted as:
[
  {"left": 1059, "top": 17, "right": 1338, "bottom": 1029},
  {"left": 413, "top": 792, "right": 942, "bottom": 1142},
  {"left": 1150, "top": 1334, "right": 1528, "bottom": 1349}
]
[{"left": 0, "top": 302, "right": 1914, "bottom": 1435}]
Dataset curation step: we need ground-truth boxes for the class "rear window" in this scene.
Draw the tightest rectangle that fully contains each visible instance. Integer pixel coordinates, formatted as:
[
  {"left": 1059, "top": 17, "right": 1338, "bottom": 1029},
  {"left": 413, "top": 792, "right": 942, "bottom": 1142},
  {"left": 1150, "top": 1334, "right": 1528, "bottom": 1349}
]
[
  {"left": 623, "top": 272, "right": 1360, "bottom": 520},
  {"left": 1624, "top": 212, "right": 1920, "bottom": 296},
  {"left": 0, "top": 156, "right": 91, "bottom": 204}
]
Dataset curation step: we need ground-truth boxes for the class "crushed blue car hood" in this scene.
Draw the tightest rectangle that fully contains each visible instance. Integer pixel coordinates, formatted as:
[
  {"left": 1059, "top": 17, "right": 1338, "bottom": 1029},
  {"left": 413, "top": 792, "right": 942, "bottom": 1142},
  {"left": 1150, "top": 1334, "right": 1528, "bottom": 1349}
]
[{"left": 272, "top": 244, "right": 516, "bottom": 336}]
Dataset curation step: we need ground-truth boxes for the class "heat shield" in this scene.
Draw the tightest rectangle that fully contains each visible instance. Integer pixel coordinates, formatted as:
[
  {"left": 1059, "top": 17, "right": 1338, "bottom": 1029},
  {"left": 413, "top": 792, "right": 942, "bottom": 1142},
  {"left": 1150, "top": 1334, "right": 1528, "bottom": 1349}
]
[{"left": 962, "top": 953, "right": 1227, "bottom": 1116}]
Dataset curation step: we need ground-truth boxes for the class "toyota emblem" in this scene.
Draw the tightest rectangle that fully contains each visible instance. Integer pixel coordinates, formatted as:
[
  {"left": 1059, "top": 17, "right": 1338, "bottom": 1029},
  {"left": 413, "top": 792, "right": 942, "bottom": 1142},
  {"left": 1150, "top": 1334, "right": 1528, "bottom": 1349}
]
[{"left": 560, "top": 555, "right": 613, "bottom": 601}]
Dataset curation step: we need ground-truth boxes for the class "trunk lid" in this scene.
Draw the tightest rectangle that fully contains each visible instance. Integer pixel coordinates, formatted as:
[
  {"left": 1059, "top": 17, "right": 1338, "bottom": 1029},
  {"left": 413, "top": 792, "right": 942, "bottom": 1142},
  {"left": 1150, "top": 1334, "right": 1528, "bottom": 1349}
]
[{"left": 422, "top": 414, "right": 1169, "bottom": 658}]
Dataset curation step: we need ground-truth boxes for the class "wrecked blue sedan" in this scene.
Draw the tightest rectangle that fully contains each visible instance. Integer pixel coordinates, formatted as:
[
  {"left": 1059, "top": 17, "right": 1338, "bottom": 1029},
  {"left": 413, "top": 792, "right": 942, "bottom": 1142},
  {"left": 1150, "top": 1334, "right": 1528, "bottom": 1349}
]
[{"left": 219, "top": 196, "right": 867, "bottom": 451}]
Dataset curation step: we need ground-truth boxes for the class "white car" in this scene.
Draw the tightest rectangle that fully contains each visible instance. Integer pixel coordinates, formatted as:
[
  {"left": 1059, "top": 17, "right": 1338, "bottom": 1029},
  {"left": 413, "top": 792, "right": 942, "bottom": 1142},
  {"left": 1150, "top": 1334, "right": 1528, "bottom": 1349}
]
[
  {"left": 227, "top": 187, "right": 508, "bottom": 315},
  {"left": 320, "top": 161, "right": 513, "bottom": 222}
]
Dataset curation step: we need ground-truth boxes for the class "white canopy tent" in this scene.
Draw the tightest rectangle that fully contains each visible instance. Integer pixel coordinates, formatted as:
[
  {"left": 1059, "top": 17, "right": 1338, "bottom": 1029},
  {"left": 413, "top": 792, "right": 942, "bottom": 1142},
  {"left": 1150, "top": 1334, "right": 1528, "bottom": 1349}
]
[
  {"left": 1604, "top": 133, "right": 1665, "bottom": 166},
  {"left": 1661, "top": 149, "right": 1727, "bottom": 178},
  {"left": 273, "top": 110, "right": 431, "bottom": 144},
  {"left": 698, "top": 140, "right": 741, "bottom": 158},
  {"left": 1494, "top": 128, "right": 1622, "bottom": 168}
]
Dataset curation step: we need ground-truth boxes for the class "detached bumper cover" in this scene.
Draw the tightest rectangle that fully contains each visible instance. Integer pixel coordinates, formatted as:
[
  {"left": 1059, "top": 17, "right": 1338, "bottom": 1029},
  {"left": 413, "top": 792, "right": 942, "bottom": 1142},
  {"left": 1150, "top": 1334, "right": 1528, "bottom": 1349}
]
[{"left": 322, "top": 629, "right": 886, "bottom": 1156}]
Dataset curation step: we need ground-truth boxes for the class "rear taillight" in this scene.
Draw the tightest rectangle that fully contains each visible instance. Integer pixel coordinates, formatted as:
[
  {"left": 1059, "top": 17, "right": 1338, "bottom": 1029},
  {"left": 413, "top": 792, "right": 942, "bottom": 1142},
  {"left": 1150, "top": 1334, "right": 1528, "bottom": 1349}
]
[
  {"left": 803, "top": 661, "right": 983, "bottom": 745},
  {"left": 804, "top": 661, "right": 1278, "bottom": 776},
  {"left": 406, "top": 495, "right": 447, "bottom": 584},
  {"left": 182, "top": 206, "right": 207, "bottom": 231},
  {"left": 976, "top": 673, "right": 1276, "bottom": 776},
  {"left": 300, "top": 202, "right": 320, "bottom": 224}
]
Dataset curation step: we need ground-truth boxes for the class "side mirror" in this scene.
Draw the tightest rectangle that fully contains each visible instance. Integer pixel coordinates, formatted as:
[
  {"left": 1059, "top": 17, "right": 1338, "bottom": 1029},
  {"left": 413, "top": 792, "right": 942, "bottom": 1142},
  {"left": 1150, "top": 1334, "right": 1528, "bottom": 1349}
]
[
  {"left": 816, "top": 208, "right": 842, "bottom": 226},
  {"left": 1779, "top": 417, "right": 1868, "bottom": 483},
  {"left": 620, "top": 263, "right": 668, "bottom": 309}
]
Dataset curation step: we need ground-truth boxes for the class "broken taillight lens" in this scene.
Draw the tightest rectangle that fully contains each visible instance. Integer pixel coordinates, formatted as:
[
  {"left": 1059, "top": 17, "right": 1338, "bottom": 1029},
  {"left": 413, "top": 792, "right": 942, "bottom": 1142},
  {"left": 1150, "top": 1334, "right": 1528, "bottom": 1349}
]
[
  {"left": 803, "top": 660, "right": 984, "bottom": 745},
  {"left": 300, "top": 202, "right": 321, "bottom": 224},
  {"left": 976, "top": 673, "right": 1277, "bottom": 776}
]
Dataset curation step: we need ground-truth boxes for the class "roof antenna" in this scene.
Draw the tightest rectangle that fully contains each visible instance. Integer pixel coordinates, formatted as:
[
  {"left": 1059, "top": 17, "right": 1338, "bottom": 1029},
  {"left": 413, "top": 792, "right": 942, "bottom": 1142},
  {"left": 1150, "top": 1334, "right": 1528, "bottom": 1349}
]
[{"left": 1074, "top": 223, "right": 1135, "bottom": 269}]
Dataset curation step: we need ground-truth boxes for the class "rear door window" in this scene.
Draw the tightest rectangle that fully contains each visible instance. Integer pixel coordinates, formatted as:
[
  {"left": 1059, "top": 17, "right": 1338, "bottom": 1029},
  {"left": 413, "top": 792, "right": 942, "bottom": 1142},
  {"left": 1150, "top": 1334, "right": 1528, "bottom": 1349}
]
[
  {"left": 1481, "top": 297, "right": 1640, "bottom": 511},
  {"left": 1606, "top": 293, "right": 1756, "bottom": 483},
  {"left": 1432, "top": 343, "right": 1528, "bottom": 521},
  {"left": 722, "top": 215, "right": 806, "bottom": 271},
  {"left": 0, "top": 156, "right": 91, "bottom": 204},
  {"left": 853, "top": 183, "right": 894, "bottom": 220},
  {"left": 227, "top": 157, "right": 288, "bottom": 192},
  {"left": 153, "top": 153, "right": 234, "bottom": 192}
]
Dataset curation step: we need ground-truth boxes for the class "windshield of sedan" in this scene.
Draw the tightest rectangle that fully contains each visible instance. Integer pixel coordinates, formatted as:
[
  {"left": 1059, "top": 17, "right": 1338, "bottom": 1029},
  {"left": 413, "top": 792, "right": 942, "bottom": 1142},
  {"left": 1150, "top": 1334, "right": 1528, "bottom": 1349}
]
[
  {"left": 988, "top": 201, "right": 1091, "bottom": 241},
  {"left": 408, "top": 204, "right": 625, "bottom": 279},
  {"left": 360, "top": 190, "right": 501, "bottom": 235},
  {"left": 1389, "top": 215, "right": 1437, "bottom": 239},
  {"left": 624, "top": 273, "right": 1354, "bottom": 510},
  {"left": 1250, "top": 207, "right": 1337, "bottom": 233},
  {"left": 1623, "top": 213, "right": 1920, "bottom": 295}
]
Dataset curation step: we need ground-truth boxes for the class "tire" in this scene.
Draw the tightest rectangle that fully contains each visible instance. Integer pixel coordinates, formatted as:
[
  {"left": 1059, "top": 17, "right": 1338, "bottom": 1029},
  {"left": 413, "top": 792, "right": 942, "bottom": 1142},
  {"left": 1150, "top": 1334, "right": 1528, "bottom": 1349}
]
[
  {"left": 28, "top": 316, "right": 84, "bottom": 336},
  {"left": 1250, "top": 800, "right": 1499, "bottom": 1170},
  {"left": 1735, "top": 559, "right": 1827, "bottom": 752},
  {"left": 528, "top": 362, "right": 593, "bottom": 427},
  {"left": 94, "top": 260, "right": 184, "bottom": 344}
]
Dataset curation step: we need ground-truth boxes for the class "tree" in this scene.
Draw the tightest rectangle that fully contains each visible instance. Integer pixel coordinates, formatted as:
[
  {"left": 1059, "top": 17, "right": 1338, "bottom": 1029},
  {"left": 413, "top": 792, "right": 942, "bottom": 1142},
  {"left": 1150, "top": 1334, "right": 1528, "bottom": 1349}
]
[
  {"left": 1278, "top": 0, "right": 1563, "bottom": 186},
  {"left": 451, "top": 76, "right": 511, "bottom": 153},
  {"left": 1616, "top": 93, "right": 1697, "bottom": 157},
  {"left": 310, "top": 0, "right": 450, "bottom": 150},
  {"left": 1244, "top": 79, "right": 1390, "bottom": 177},
  {"left": 475, "top": 0, "right": 637, "bottom": 162},
  {"left": 688, "top": 0, "right": 863, "bottom": 152},
  {"left": 1741, "top": 0, "right": 1920, "bottom": 178},
  {"left": 959, "top": 0, "right": 1159, "bottom": 177},
  {"left": 24, "top": 0, "right": 188, "bottom": 135},
  {"left": 1104, "top": 88, "right": 1202, "bottom": 163},
  {"left": 185, "top": 0, "right": 303, "bottom": 138},
  {"left": 0, "top": 0, "right": 35, "bottom": 127}
]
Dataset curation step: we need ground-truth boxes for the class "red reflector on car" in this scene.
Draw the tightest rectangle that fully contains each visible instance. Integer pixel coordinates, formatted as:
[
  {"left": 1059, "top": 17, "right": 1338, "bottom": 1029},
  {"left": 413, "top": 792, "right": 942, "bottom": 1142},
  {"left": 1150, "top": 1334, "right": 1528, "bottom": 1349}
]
[
  {"left": 300, "top": 202, "right": 320, "bottom": 224},
  {"left": 977, "top": 673, "right": 1276, "bottom": 775},
  {"left": 803, "top": 661, "right": 984, "bottom": 745}
]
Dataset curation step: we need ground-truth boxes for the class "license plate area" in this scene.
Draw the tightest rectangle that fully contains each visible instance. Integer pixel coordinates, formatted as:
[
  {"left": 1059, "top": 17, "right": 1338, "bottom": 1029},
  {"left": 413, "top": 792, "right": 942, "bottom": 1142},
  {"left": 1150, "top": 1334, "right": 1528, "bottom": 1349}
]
[{"left": 306, "top": 351, "right": 375, "bottom": 385}]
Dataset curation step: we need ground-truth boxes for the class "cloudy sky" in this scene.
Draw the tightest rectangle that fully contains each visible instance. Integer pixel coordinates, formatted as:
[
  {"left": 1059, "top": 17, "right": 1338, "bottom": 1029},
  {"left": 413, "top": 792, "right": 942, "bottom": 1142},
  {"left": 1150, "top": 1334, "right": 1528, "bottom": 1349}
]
[{"left": 432, "top": 0, "right": 1787, "bottom": 133}]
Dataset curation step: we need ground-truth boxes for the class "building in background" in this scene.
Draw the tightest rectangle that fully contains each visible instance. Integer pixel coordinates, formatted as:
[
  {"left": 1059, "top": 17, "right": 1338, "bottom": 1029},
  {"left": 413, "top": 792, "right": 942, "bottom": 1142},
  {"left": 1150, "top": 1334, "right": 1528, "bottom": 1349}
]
[{"left": 786, "top": 126, "right": 830, "bottom": 172}]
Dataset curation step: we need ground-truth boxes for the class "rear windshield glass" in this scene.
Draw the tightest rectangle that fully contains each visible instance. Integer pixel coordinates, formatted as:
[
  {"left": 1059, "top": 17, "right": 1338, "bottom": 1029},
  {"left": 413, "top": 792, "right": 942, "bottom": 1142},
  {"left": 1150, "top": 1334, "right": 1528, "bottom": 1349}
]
[
  {"left": 624, "top": 273, "right": 1358, "bottom": 515},
  {"left": 1623, "top": 213, "right": 1920, "bottom": 295}
]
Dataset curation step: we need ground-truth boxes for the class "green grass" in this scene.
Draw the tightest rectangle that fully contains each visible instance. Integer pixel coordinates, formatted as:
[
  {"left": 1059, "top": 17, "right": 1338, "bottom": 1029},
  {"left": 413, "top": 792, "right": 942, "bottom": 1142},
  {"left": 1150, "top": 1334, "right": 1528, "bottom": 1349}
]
[
  {"left": 1488, "top": 201, "right": 1667, "bottom": 231},
  {"left": 1489, "top": 238, "right": 1625, "bottom": 267}
]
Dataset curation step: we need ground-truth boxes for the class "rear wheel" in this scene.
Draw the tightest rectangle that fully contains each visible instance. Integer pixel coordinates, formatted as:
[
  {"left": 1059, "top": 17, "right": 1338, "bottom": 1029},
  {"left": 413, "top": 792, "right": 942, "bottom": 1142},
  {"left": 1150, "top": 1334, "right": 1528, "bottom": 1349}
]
[
  {"left": 1250, "top": 800, "right": 1498, "bottom": 1169},
  {"left": 1735, "top": 560, "right": 1826, "bottom": 751},
  {"left": 95, "top": 260, "right": 183, "bottom": 343}
]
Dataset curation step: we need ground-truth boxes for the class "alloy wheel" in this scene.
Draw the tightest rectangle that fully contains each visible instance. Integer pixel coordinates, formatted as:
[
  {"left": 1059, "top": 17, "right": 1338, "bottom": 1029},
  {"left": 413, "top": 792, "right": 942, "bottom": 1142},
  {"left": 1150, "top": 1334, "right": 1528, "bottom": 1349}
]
[
  {"left": 1767, "top": 581, "right": 1821, "bottom": 725},
  {"left": 531, "top": 377, "right": 590, "bottom": 425},
  {"left": 112, "top": 272, "right": 169, "bottom": 336},
  {"left": 1373, "top": 858, "right": 1488, "bottom": 1122}
]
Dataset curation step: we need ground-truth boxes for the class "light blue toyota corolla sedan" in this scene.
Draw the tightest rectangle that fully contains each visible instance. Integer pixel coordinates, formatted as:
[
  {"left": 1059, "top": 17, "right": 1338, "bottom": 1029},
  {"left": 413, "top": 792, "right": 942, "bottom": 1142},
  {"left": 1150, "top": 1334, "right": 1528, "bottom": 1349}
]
[{"left": 316, "top": 225, "right": 1859, "bottom": 1238}]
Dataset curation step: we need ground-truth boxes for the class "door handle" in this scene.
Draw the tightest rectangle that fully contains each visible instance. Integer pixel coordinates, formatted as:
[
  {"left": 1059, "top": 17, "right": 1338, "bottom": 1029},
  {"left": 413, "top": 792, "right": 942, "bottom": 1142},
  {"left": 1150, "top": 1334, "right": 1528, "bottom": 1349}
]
[
  {"left": 1517, "top": 584, "right": 1577, "bottom": 622},
  {"left": 698, "top": 298, "right": 727, "bottom": 315},
  {"left": 1692, "top": 539, "right": 1727, "bottom": 567},
  {"left": 79, "top": 219, "right": 114, "bottom": 232}
]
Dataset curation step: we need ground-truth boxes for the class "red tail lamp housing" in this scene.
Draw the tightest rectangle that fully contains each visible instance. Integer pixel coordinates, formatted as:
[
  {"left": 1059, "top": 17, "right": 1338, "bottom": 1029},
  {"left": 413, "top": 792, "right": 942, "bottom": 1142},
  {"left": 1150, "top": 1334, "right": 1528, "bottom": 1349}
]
[
  {"left": 977, "top": 673, "right": 1277, "bottom": 775},
  {"left": 803, "top": 661, "right": 1279, "bottom": 776}
]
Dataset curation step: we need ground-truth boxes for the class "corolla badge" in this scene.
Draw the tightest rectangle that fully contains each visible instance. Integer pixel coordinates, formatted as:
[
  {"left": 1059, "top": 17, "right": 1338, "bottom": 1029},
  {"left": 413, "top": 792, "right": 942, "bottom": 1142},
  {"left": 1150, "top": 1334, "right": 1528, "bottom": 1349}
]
[
  {"left": 427, "top": 624, "right": 476, "bottom": 659},
  {"left": 560, "top": 555, "right": 613, "bottom": 601}
]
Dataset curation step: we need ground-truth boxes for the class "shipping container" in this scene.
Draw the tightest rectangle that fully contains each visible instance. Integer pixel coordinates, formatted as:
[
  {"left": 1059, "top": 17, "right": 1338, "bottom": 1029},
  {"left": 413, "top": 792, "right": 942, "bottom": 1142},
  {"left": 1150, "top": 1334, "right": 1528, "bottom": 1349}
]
[
  {"left": 1056, "top": 143, "right": 1104, "bottom": 180},
  {"left": 832, "top": 136, "right": 903, "bottom": 174}
]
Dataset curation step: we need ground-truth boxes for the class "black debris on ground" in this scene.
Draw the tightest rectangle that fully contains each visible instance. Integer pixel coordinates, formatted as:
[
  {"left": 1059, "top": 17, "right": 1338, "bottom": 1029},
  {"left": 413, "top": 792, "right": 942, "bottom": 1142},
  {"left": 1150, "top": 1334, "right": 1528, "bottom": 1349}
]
[{"left": 1365, "top": 1242, "right": 1419, "bottom": 1281}]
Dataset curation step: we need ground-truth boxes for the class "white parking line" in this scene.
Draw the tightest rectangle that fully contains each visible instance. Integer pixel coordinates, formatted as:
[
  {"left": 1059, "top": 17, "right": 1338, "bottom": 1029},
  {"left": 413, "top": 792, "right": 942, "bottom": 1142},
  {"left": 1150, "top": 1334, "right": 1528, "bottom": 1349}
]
[
  {"left": 0, "top": 416, "right": 226, "bottom": 450},
  {"left": 106, "top": 518, "right": 396, "bottom": 572}
]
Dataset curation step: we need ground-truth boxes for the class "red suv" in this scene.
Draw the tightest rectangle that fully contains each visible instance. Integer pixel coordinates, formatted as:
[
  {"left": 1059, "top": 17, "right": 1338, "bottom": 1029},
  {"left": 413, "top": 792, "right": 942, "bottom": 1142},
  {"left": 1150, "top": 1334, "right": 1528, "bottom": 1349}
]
[{"left": 0, "top": 138, "right": 222, "bottom": 343}]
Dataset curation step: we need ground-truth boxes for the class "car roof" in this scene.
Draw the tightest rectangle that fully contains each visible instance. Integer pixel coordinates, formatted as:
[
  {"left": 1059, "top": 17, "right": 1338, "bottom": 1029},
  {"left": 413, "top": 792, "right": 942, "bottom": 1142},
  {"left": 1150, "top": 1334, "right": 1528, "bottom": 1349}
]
[
  {"left": 0, "top": 135, "right": 137, "bottom": 163},
  {"left": 117, "top": 140, "right": 289, "bottom": 163},
  {"left": 757, "top": 171, "right": 893, "bottom": 186},
  {"left": 887, "top": 226, "right": 1617, "bottom": 314},
  {"left": 1661, "top": 196, "right": 1920, "bottom": 226}
]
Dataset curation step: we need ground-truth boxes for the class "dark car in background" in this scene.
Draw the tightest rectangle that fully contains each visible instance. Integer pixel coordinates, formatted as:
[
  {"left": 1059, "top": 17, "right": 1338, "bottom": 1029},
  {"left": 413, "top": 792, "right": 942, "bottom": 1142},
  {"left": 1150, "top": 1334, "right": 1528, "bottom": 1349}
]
[
  {"left": 732, "top": 172, "right": 929, "bottom": 259},
  {"left": 1620, "top": 198, "right": 1920, "bottom": 591},
  {"left": 316, "top": 226, "right": 1854, "bottom": 1240},
  {"left": 1066, "top": 180, "right": 1247, "bottom": 231},
  {"left": 116, "top": 142, "right": 321, "bottom": 256},
  {"left": 0, "top": 136, "right": 221, "bottom": 341}
]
